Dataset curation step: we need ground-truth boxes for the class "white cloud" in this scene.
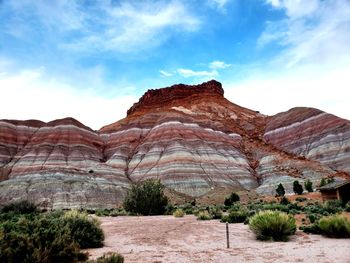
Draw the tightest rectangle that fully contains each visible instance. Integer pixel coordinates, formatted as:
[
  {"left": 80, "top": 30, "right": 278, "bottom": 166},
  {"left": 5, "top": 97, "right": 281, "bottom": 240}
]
[
  {"left": 225, "top": 65, "right": 350, "bottom": 120},
  {"left": 261, "top": 0, "right": 350, "bottom": 68},
  {"left": 64, "top": 1, "right": 200, "bottom": 53},
  {"left": 209, "top": 60, "right": 231, "bottom": 70},
  {"left": 0, "top": 67, "right": 137, "bottom": 130},
  {"left": 3, "top": 0, "right": 200, "bottom": 54},
  {"left": 177, "top": 68, "right": 218, "bottom": 78},
  {"left": 208, "top": 0, "right": 231, "bottom": 10},
  {"left": 159, "top": 70, "right": 173, "bottom": 77}
]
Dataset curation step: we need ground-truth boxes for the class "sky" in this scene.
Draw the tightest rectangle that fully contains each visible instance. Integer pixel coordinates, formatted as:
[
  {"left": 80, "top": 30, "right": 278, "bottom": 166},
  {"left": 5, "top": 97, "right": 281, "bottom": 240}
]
[{"left": 0, "top": 0, "right": 349, "bottom": 130}]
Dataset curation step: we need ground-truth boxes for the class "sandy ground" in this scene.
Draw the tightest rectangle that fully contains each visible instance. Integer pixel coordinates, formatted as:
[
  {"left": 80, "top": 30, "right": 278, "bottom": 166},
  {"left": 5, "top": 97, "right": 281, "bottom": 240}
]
[{"left": 86, "top": 215, "right": 350, "bottom": 263}]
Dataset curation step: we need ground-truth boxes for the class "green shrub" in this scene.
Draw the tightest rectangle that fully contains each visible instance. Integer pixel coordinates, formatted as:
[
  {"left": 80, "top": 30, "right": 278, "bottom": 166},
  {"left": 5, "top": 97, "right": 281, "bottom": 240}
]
[
  {"left": 275, "top": 183, "right": 285, "bottom": 197},
  {"left": 319, "top": 178, "right": 327, "bottom": 187},
  {"left": 307, "top": 213, "right": 320, "bottom": 223},
  {"left": 226, "top": 210, "right": 248, "bottom": 223},
  {"left": 208, "top": 206, "right": 223, "bottom": 219},
  {"left": 345, "top": 202, "right": 350, "bottom": 212},
  {"left": 300, "top": 224, "right": 321, "bottom": 234},
  {"left": 173, "top": 209, "right": 185, "bottom": 218},
  {"left": 279, "top": 197, "right": 290, "bottom": 205},
  {"left": 87, "top": 252, "right": 124, "bottom": 263},
  {"left": 63, "top": 210, "right": 104, "bottom": 249},
  {"left": 224, "top": 192, "right": 240, "bottom": 206},
  {"left": 197, "top": 211, "right": 212, "bottom": 220},
  {"left": 295, "top": 197, "right": 307, "bottom": 202},
  {"left": 123, "top": 179, "right": 169, "bottom": 215},
  {"left": 1, "top": 200, "right": 37, "bottom": 214},
  {"left": 95, "top": 209, "right": 110, "bottom": 217},
  {"left": 249, "top": 210, "right": 296, "bottom": 241},
  {"left": 304, "top": 180, "right": 313, "bottom": 192},
  {"left": 323, "top": 200, "right": 343, "bottom": 214},
  {"left": 293, "top": 180, "right": 303, "bottom": 195},
  {"left": 318, "top": 215, "right": 350, "bottom": 238}
]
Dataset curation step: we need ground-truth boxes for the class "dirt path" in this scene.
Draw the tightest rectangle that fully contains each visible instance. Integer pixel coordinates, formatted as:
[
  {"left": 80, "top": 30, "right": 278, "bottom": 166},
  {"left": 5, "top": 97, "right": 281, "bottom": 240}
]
[{"left": 86, "top": 215, "right": 350, "bottom": 263}]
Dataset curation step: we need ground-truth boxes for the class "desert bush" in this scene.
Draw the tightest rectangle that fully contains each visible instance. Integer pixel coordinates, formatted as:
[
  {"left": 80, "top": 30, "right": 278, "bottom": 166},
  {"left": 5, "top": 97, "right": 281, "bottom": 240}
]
[
  {"left": 224, "top": 192, "right": 240, "bottom": 206},
  {"left": 304, "top": 180, "right": 313, "bottom": 192},
  {"left": 197, "top": 211, "right": 212, "bottom": 220},
  {"left": 318, "top": 215, "right": 350, "bottom": 238},
  {"left": 63, "top": 210, "right": 104, "bottom": 249},
  {"left": 87, "top": 252, "right": 124, "bottom": 263},
  {"left": 0, "top": 209, "right": 105, "bottom": 262},
  {"left": 307, "top": 213, "right": 320, "bottom": 223},
  {"left": 0, "top": 213, "right": 88, "bottom": 263},
  {"left": 123, "top": 179, "right": 169, "bottom": 215},
  {"left": 323, "top": 200, "right": 343, "bottom": 214},
  {"left": 1, "top": 200, "right": 38, "bottom": 214},
  {"left": 293, "top": 180, "right": 303, "bottom": 195},
  {"left": 249, "top": 210, "right": 296, "bottom": 241},
  {"left": 345, "top": 202, "right": 350, "bottom": 212},
  {"left": 226, "top": 210, "right": 248, "bottom": 223},
  {"left": 208, "top": 206, "right": 223, "bottom": 219},
  {"left": 279, "top": 197, "right": 290, "bottom": 205},
  {"left": 300, "top": 224, "right": 321, "bottom": 234},
  {"left": 295, "top": 197, "right": 307, "bottom": 202},
  {"left": 275, "top": 183, "right": 285, "bottom": 197},
  {"left": 173, "top": 209, "right": 185, "bottom": 218}
]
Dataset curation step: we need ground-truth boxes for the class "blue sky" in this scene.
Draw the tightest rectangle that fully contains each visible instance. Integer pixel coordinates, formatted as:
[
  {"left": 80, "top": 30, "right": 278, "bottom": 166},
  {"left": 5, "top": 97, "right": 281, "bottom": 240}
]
[{"left": 0, "top": 0, "right": 349, "bottom": 129}]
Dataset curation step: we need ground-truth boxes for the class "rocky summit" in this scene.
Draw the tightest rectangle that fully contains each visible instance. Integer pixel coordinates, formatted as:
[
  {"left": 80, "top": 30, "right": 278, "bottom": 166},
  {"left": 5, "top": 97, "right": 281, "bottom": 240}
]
[{"left": 0, "top": 80, "right": 349, "bottom": 209}]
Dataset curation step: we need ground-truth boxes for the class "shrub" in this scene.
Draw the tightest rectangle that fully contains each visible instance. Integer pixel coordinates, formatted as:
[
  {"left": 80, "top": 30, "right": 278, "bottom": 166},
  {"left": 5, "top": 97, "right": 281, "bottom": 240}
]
[
  {"left": 197, "top": 211, "right": 212, "bottom": 220},
  {"left": 87, "top": 252, "right": 124, "bottom": 263},
  {"left": 123, "top": 179, "right": 169, "bottom": 215},
  {"left": 279, "top": 197, "right": 290, "bottom": 205},
  {"left": 208, "top": 206, "right": 223, "bottom": 219},
  {"left": 318, "top": 215, "right": 350, "bottom": 238},
  {"left": 224, "top": 192, "right": 240, "bottom": 206},
  {"left": 300, "top": 224, "right": 321, "bottom": 234},
  {"left": 0, "top": 213, "right": 89, "bottom": 263},
  {"left": 1, "top": 200, "right": 37, "bottom": 214},
  {"left": 307, "top": 213, "right": 320, "bottom": 223},
  {"left": 319, "top": 178, "right": 327, "bottom": 187},
  {"left": 226, "top": 210, "right": 248, "bottom": 223},
  {"left": 173, "top": 209, "right": 185, "bottom": 218},
  {"left": 304, "top": 180, "right": 313, "bottom": 192},
  {"left": 249, "top": 210, "right": 296, "bottom": 241},
  {"left": 275, "top": 183, "right": 285, "bottom": 197},
  {"left": 295, "top": 197, "right": 307, "bottom": 202},
  {"left": 323, "top": 200, "right": 343, "bottom": 214},
  {"left": 63, "top": 210, "right": 104, "bottom": 249},
  {"left": 345, "top": 202, "right": 350, "bottom": 212},
  {"left": 293, "top": 180, "right": 303, "bottom": 195}
]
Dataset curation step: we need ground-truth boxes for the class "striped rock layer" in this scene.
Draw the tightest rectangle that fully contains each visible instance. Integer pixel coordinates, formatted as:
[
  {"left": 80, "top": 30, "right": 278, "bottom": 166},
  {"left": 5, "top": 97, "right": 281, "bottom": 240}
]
[{"left": 0, "top": 80, "right": 349, "bottom": 208}]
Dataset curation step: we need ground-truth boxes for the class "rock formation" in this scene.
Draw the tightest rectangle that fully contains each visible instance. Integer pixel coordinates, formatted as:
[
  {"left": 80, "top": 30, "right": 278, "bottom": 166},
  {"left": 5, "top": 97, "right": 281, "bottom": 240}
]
[{"left": 0, "top": 80, "right": 349, "bottom": 208}]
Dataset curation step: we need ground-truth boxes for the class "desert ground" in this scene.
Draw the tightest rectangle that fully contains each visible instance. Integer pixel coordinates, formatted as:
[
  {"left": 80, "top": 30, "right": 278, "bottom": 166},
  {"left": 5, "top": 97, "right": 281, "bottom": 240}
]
[{"left": 86, "top": 215, "right": 350, "bottom": 263}]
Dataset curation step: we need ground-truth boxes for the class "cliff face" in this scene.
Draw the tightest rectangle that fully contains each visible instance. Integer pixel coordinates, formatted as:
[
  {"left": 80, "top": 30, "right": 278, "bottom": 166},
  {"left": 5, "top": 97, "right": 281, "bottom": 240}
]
[{"left": 0, "top": 80, "right": 349, "bottom": 208}]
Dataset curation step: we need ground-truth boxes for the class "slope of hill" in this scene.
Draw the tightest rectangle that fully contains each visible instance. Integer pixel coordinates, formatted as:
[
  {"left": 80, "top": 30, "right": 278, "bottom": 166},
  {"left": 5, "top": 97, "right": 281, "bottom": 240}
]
[{"left": 0, "top": 80, "right": 349, "bottom": 208}]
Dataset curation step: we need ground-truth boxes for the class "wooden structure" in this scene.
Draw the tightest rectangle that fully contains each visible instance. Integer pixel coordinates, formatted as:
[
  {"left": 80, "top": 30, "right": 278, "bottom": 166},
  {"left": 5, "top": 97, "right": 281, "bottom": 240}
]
[{"left": 318, "top": 180, "right": 350, "bottom": 203}]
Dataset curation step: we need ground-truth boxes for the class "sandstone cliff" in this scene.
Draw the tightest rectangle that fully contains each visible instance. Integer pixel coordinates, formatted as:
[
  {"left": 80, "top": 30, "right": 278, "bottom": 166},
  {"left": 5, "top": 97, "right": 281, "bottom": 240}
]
[{"left": 0, "top": 80, "right": 349, "bottom": 208}]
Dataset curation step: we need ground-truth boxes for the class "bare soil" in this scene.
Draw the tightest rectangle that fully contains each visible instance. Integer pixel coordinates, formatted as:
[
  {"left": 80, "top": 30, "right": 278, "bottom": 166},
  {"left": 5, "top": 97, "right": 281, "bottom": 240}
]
[{"left": 86, "top": 215, "right": 350, "bottom": 263}]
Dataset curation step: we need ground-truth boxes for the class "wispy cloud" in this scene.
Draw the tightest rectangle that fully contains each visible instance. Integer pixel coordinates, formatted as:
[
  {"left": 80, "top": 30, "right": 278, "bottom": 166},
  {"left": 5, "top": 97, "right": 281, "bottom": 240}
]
[
  {"left": 0, "top": 63, "right": 137, "bottom": 129},
  {"left": 261, "top": 0, "right": 350, "bottom": 68},
  {"left": 209, "top": 60, "right": 231, "bottom": 70},
  {"left": 2, "top": 0, "right": 201, "bottom": 54},
  {"left": 207, "top": 0, "right": 231, "bottom": 11},
  {"left": 159, "top": 70, "right": 173, "bottom": 77},
  {"left": 177, "top": 68, "right": 218, "bottom": 78}
]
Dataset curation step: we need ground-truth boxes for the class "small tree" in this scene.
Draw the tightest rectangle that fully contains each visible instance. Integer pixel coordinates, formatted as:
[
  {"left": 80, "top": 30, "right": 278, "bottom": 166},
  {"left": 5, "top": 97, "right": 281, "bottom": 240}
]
[
  {"left": 275, "top": 183, "right": 285, "bottom": 197},
  {"left": 304, "top": 180, "right": 313, "bottom": 192},
  {"left": 224, "top": 192, "right": 240, "bottom": 206},
  {"left": 319, "top": 178, "right": 327, "bottom": 187},
  {"left": 123, "top": 179, "right": 169, "bottom": 215},
  {"left": 293, "top": 180, "right": 303, "bottom": 195}
]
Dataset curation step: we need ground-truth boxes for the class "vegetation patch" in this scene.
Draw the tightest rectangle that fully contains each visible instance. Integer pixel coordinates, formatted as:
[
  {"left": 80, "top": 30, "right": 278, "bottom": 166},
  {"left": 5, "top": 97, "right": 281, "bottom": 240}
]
[{"left": 249, "top": 210, "right": 296, "bottom": 241}]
